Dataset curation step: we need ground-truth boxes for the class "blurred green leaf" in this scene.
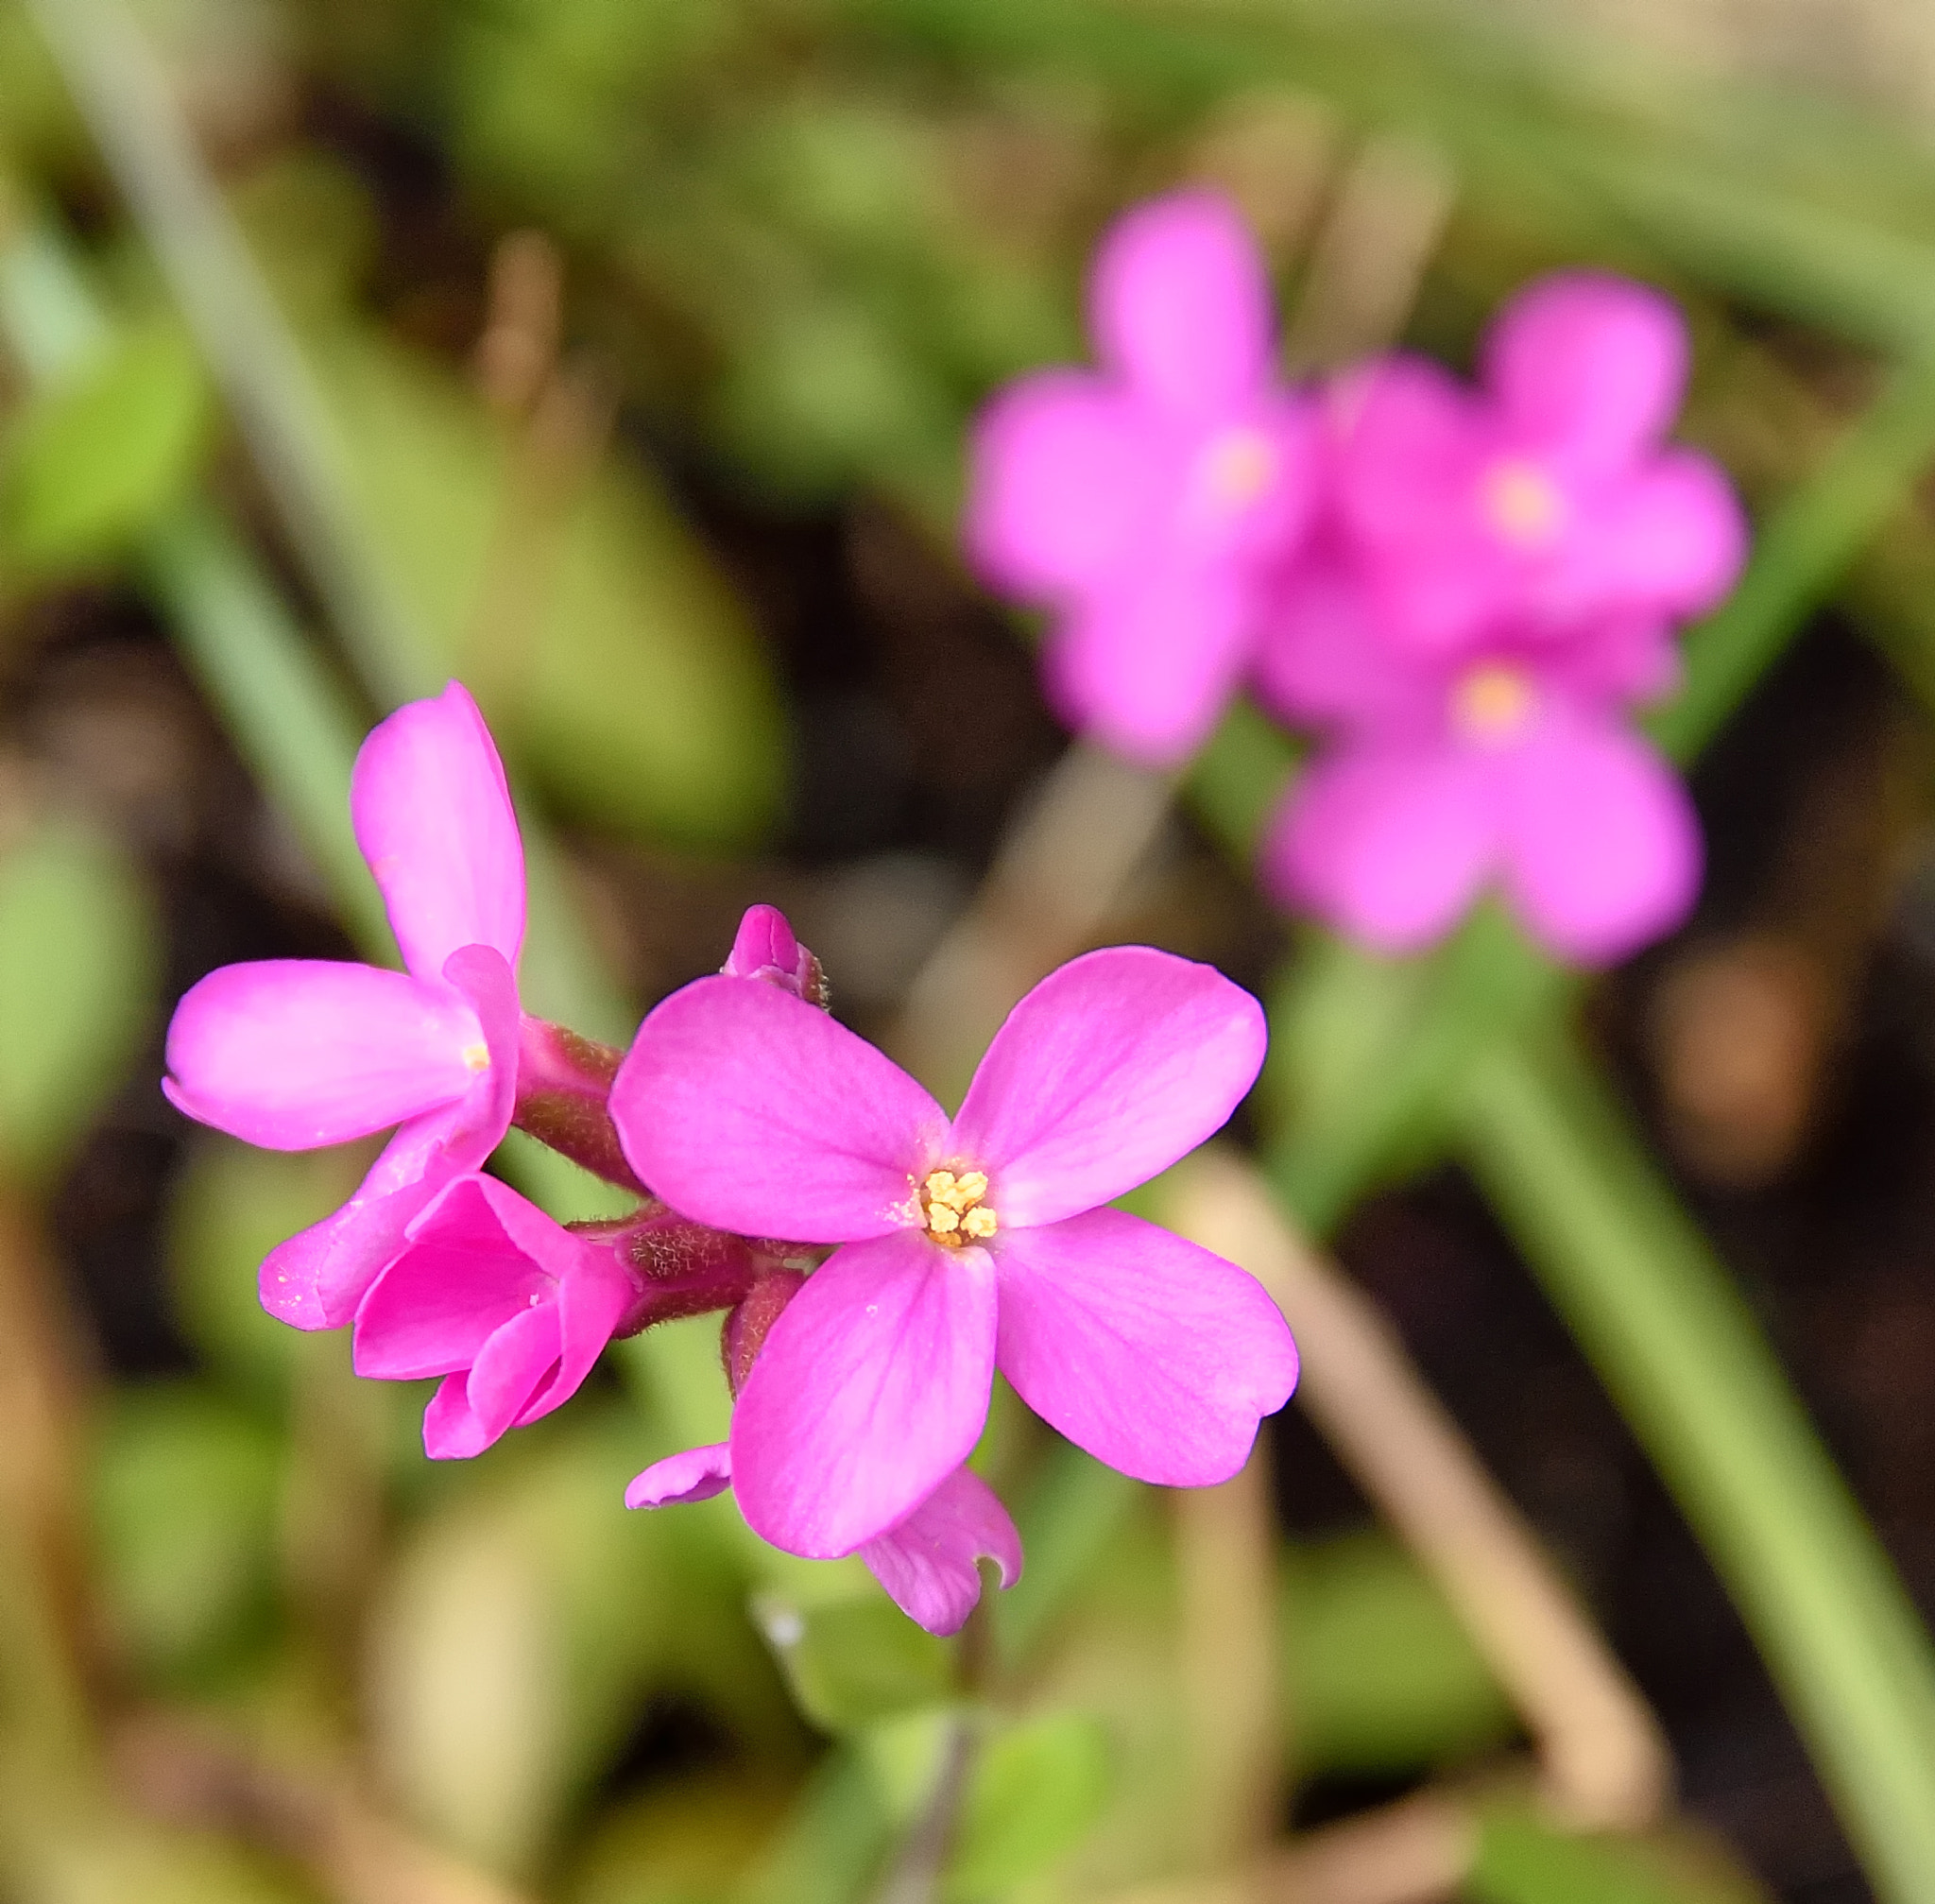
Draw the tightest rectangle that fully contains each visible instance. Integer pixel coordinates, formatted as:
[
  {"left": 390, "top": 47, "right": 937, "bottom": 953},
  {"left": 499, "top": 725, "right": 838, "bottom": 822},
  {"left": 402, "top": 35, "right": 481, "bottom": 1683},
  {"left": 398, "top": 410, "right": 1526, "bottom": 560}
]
[
  {"left": 0, "top": 323, "right": 212, "bottom": 571},
  {"left": 1285, "top": 1529, "right": 1512, "bottom": 1775},
  {"left": 945, "top": 1710, "right": 1112, "bottom": 1900},
  {"left": 566, "top": 1773, "right": 792, "bottom": 1904},
  {"left": 1471, "top": 1810, "right": 1758, "bottom": 1904},
  {"left": 0, "top": 815, "right": 153, "bottom": 1179},
  {"left": 752, "top": 1591, "right": 955, "bottom": 1735},
  {"left": 89, "top": 1385, "right": 283, "bottom": 1687},
  {"left": 318, "top": 330, "right": 785, "bottom": 849}
]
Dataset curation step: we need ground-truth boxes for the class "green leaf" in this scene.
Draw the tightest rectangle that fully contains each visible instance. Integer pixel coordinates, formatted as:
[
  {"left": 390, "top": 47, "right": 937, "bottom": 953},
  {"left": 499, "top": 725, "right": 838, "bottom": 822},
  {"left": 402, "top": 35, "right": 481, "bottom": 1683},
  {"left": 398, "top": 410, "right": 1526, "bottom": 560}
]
[
  {"left": 945, "top": 1710, "right": 1113, "bottom": 1900},
  {"left": 1285, "top": 1529, "right": 1512, "bottom": 1775},
  {"left": 752, "top": 1591, "right": 955, "bottom": 1734},
  {"left": 0, "top": 324, "right": 212, "bottom": 570},
  {"left": 1470, "top": 1810, "right": 1756, "bottom": 1904},
  {"left": 89, "top": 1385, "right": 283, "bottom": 1687},
  {"left": 0, "top": 816, "right": 153, "bottom": 1179}
]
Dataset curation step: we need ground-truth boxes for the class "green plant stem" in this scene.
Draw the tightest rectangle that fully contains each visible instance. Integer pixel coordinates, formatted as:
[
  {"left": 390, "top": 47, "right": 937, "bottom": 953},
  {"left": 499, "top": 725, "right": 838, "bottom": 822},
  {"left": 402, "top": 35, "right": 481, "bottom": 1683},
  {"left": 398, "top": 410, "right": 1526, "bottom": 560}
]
[{"left": 1459, "top": 1035, "right": 1935, "bottom": 1900}]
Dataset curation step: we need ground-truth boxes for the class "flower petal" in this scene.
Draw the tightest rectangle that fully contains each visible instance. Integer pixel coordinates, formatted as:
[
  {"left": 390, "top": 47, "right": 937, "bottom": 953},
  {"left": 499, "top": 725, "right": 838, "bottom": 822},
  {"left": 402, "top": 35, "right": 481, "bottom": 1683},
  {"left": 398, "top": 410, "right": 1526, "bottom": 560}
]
[
  {"left": 950, "top": 947, "right": 1266, "bottom": 1228},
  {"left": 543, "top": 1247, "right": 634, "bottom": 1422},
  {"left": 1040, "top": 561, "right": 1253, "bottom": 769},
  {"left": 423, "top": 1305, "right": 560, "bottom": 1459},
  {"left": 993, "top": 1208, "right": 1296, "bottom": 1484},
  {"left": 164, "top": 961, "right": 485, "bottom": 1149},
  {"left": 967, "top": 373, "right": 1166, "bottom": 595},
  {"left": 351, "top": 680, "right": 526, "bottom": 980},
  {"left": 1484, "top": 271, "right": 1687, "bottom": 470},
  {"left": 1260, "top": 746, "right": 1497, "bottom": 953},
  {"left": 859, "top": 1467, "right": 1023, "bottom": 1637},
  {"left": 613, "top": 976, "right": 948, "bottom": 1242},
  {"left": 730, "top": 1230, "right": 996, "bottom": 1558},
  {"left": 1091, "top": 192, "right": 1273, "bottom": 414},
  {"left": 1254, "top": 558, "right": 1438, "bottom": 732},
  {"left": 626, "top": 1443, "right": 735, "bottom": 1509},
  {"left": 1500, "top": 712, "right": 1701, "bottom": 965}
]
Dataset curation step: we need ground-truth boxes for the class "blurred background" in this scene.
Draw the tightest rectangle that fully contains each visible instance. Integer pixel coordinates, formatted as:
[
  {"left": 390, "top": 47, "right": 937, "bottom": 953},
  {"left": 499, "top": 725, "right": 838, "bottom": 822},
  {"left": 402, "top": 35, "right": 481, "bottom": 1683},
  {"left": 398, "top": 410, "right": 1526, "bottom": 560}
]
[{"left": 7, "top": 0, "right": 1935, "bottom": 1899}]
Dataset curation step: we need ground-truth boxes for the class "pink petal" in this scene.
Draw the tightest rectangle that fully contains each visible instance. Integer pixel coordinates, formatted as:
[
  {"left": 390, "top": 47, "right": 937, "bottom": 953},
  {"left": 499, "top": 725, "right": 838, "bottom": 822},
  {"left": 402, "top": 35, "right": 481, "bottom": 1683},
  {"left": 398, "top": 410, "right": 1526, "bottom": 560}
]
[
  {"left": 544, "top": 1245, "right": 634, "bottom": 1419},
  {"left": 1254, "top": 557, "right": 1438, "bottom": 732},
  {"left": 950, "top": 946, "right": 1266, "bottom": 1229},
  {"left": 1540, "top": 615, "right": 1682, "bottom": 708},
  {"left": 1260, "top": 746, "right": 1498, "bottom": 952},
  {"left": 421, "top": 1303, "right": 558, "bottom": 1459},
  {"left": 993, "top": 1208, "right": 1297, "bottom": 1484},
  {"left": 1090, "top": 192, "right": 1273, "bottom": 415},
  {"left": 1499, "top": 712, "right": 1701, "bottom": 965},
  {"left": 859, "top": 1467, "right": 1023, "bottom": 1637},
  {"left": 352, "top": 1175, "right": 566, "bottom": 1380},
  {"left": 1040, "top": 561, "right": 1254, "bottom": 769},
  {"left": 1543, "top": 453, "right": 1747, "bottom": 625},
  {"left": 1484, "top": 272, "right": 1687, "bottom": 471},
  {"left": 626, "top": 1442, "right": 734, "bottom": 1509},
  {"left": 612, "top": 976, "right": 948, "bottom": 1242},
  {"left": 730, "top": 1230, "right": 997, "bottom": 1559},
  {"left": 164, "top": 961, "right": 486, "bottom": 1149},
  {"left": 967, "top": 374, "right": 1165, "bottom": 595},
  {"left": 351, "top": 680, "right": 525, "bottom": 981}
]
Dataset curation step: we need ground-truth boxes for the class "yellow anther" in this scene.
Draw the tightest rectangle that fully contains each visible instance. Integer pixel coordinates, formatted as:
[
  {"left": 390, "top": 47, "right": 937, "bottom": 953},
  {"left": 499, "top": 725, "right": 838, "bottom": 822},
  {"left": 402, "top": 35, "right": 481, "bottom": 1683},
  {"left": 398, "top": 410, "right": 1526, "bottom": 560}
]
[
  {"left": 1480, "top": 457, "right": 1566, "bottom": 549},
  {"left": 461, "top": 1041, "right": 491, "bottom": 1072},
  {"left": 1451, "top": 661, "right": 1537, "bottom": 747},
  {"left": 921, "top": 1166, "right": 998, "bottom": 1247},
  {"left": 1200, "top": 427, "right": 1277, "bottom": 509}
]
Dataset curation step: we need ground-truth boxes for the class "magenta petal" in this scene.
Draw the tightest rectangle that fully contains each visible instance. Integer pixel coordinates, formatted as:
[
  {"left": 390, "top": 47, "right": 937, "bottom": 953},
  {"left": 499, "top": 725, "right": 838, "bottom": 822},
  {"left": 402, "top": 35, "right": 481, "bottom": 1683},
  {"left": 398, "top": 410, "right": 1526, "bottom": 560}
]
[
  {"left": 730, "top": 1231, "right": 997, "bottom": 1558},
  {"left": 439, "top": 944, "right": 522, "bottom": 1156},
  {"left": 626, "top": 1443, "right": 734, "bottom": 1509},
  {"left": 1090, "top": 192, "right": 1273, "bottom": 415},
  {"left": 351, "top": 681, "right": 526, "bottom": 980},
  {"left": 1499, "top": 713, "right": 1701, "bottom": 965},
  {"left": 449, "top": 1305, "right": 561, "bottom": 1456},
  {"left": 164, "top": 961, "right": 486, "bottom": 1149},
  {"left": 1041, "top": 561, "right": 1253, "bottom": 769},
  {"left": 859, "top": 1467, "right": 1023, "bottom": 1637},
  {"left": 993, "top": 1208, "right": 1296, "bottom": 1484},
  {"left": 1548, "top": 453, "right": 1747, "bottom": 624},
  {"left": 951, "top": 947, "right": 1266, "bottom": 1228},
  {"left": 1255, "top": 560, "right": 1436, "bottom": 731},
  {"left": 1485, "top": 272, "right": 1687, "bottom": 470},
  {"left": 539, "top": 1247, "right": 633, "bottom": 1424},
  {"left": 613, "top": 976, "right": 948, "bottom": 1242},
  {"left": 1260, "top": 746, "right": 1497, "bottom": 953},
  {"left": 967, "top": 374, "right": 1164, "bottom": 595}
]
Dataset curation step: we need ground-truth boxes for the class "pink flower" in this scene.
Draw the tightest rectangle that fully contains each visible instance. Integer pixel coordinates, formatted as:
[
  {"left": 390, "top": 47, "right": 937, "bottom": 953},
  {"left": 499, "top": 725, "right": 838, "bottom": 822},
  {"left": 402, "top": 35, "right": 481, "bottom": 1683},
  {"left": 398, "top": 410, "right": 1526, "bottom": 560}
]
[
  {"left": 721, "top": 902, "right": 828, "bottom": 1005},
  {"left": 966, "top": 192, "right": 1315, "bottom": 767},
  {"left": 608, "top": 945, "right": 1298, "bottom": 1558},
  {"left": 1311, "top": 272, "right": 1744, "bottom": 659},
  {"left": 627, "top": 1445, "right": 1021, "bottom": 1638},
  {"left": 354, "top": 1174, "right": 640, "bottom": 1458},
  {"left": 163, "top": 682, "right": 527, "bottom": 1329},
  {"left": 1257, "top": 578, "right": 1701, "bottom": 961}
]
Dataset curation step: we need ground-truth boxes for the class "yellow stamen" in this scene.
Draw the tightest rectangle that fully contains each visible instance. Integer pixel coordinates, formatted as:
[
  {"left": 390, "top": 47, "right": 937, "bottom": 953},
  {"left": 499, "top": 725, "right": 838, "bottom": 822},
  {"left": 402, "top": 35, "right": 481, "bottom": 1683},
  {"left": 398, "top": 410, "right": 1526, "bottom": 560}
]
[
  {"left": 921, "top": 1166, "right": 998, "bottom": 1247},
  {"left": 1480, "top": 457, "right": 1566, "bottom": 548},
  {"left": 461, "top": 1041, "right": 491, "bottom": 1072},
  {"left": 1199, "top": 427, "right": 1277, "bottom": 509},
  {"left": 1451, "top": 661, "right": 1537, "bottom": 746}
]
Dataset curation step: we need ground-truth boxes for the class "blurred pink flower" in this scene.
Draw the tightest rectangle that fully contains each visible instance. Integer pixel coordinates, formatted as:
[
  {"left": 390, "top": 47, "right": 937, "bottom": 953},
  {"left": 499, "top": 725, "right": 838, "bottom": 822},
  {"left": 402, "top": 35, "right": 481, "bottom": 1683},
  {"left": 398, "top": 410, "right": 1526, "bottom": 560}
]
[
  {"left": 966, "top": 191, "right": 1316, "bottom": 766},
  {"left": 609, "top": 945, "right": 1297, "bottom": 1558},
  {"left": 354, "top": 1173, "right": 638, "bottom": 1459},
  {"left": 1257, "top": 575, "right": 1701, "bottom": 960},
  {"left": 627, "top": 1445, "right": 1022, "bottom": 1638},
  {"left": 163, "top": 682, "right": 527, "bottom": 1329},
  {"left": 1311, "top": 272, "right": 1745, "bottom": 659}
]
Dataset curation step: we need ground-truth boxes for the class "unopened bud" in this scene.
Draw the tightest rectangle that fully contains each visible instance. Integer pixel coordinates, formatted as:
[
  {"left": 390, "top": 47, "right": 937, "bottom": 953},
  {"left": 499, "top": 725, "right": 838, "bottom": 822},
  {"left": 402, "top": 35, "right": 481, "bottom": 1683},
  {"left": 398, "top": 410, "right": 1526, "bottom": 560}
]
[
  {"left": 723, "top": 1269, "right": 807, "bottom": 1397},
  {"left": 723, "top": 904, "right": 830, "bottom": 1009}
]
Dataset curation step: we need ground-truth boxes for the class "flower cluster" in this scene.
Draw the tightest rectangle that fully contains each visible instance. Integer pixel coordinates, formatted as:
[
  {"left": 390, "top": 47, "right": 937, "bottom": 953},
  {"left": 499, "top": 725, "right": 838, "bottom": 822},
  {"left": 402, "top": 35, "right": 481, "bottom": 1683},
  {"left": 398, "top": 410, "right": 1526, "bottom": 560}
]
[
  {"left": 163, "top": 684, "right": 1298, "bottom": 1635},
  {"left": 968, "top": 193, "right": 1748, "bottom": 964}
]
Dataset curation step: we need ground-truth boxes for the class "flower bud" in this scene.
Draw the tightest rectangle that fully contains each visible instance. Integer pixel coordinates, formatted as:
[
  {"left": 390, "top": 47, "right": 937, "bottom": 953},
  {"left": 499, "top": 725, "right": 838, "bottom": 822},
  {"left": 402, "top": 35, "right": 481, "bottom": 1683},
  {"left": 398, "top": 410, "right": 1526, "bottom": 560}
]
[
  {"left": 722, "top": 1269, "right": 807, "bottom": 1398},
  {"left": 723, "top": 904, "right": 829, "bottom": 1009}
]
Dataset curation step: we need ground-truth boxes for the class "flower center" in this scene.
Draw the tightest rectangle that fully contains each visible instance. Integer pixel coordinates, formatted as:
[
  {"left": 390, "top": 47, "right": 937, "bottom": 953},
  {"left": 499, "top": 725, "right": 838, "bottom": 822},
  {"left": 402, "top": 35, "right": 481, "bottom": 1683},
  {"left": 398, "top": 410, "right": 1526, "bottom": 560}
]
[
  {"left": 921, "top": 1168, "right": 998, "bottom": 1247},
  {"left": 1479, "top": 456, "right": 1566, "bottom": 549},
  {"left": 462, "top": 1041, "right": 491, "bottom": 1072},
  {"left": 1198, "top": 426, "right": 1278, "bottom": 510},
  {"left": 1451, "top": 661, "right": 1537, "bottom": 746}
]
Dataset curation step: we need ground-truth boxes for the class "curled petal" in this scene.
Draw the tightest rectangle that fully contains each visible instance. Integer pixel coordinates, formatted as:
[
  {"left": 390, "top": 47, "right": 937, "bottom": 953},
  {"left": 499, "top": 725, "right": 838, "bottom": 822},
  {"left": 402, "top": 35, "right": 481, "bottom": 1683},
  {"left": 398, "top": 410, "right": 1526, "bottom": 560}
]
[
  {"left": 626, "top": 1443, "right": 734, "bottom": 1509},
  {"left": 1260, "top": 748, "right": 1497, "bottom": 953},
  {"left": 967, "top": 375, "right": 1165, "bottom": 596},
  {"left": 731, "top": 1230, "right": 997, "bottom": 1558},
  {"left": 164, "top": 961, "right": 485, "bottom": 1150},
  {"left": 351, "top": 681, "right": 526, "bottom": 980},
  {"left": 859, "top": 1467, "right": 1023, "bottom": 1637},
  {"left": 1485, "top": 272, "right": 1687, "bottom": 470},
  {"left": 614, "top": 976, "right": 948, "bottom": 1242},
  {"left": 421, "top": 1305, "right": 558, "bottom": 1459},
  {"left": 994, "top": 1208, "right": 1297, "bottom": 1485},
  {"left": 951, "top": 947, "right": 1266, "bottom": 1229},
  {"left": 1091, "top": 191, "right": 1273, "bottom": 414},
  {"left": 1499, "top": 713, "right": 1701, "bottom": 965}
]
